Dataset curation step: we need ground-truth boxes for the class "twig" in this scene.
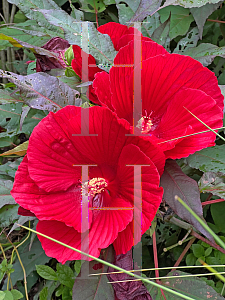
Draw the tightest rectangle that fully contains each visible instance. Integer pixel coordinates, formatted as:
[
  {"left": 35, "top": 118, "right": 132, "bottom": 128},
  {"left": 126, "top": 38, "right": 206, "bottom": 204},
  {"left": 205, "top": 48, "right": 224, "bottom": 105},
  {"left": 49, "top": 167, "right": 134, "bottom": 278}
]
[
  {"left": 172, "top": 237, "right": 196, "bottom": 271},
  {"left": 207, "top": 19, "right": 225, "bottom": 24},
  {"left": 191, "top": 230, "right": 225, "bottom": 254},
  {"left": 202, "top": 199, "right": 225, "bottom": 207}
]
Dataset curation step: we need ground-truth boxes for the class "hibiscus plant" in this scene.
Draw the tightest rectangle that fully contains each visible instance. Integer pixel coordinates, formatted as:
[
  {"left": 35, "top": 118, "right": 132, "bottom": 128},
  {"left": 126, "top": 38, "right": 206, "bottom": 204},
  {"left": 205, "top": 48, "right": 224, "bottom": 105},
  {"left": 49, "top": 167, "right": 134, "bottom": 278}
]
[{"left": 1, "top": 0, "right": 225, "bottom": 299}]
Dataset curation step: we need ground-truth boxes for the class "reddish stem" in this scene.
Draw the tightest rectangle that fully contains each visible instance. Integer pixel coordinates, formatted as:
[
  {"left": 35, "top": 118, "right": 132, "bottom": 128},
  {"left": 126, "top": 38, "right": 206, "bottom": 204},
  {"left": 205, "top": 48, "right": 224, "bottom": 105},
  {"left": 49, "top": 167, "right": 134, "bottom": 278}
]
[
  {"left": 191, "top": 230, "right": 225, "bottom": 254},
  {"left": 172, "top": 237, "right": 196, "bottom": 271},
  {"left": 152, "top": 232, "right": 167, "bottom": 300},
  {"left": 95, "top": 10, "right": 99, "bottom": 28},
  {"left": 207, "top": 18, "right": 225, "bottom": 24},
  {"left": 202, "top": 199, "right": 225, "bottom": 206}
]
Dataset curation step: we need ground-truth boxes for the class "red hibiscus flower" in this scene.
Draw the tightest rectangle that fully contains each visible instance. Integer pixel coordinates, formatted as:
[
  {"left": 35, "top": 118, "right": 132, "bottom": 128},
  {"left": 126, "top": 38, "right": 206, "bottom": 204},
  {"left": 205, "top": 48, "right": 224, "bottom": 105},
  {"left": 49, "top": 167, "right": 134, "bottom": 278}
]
[
  {"left": 71, "top": 22, "right": 152, "bottom": 104},
  {"left": 11, "top": 106, "right": 165, "bottom": 263},
  {"left": 92, "top": 39, "right": 224, "bottom": 159}
]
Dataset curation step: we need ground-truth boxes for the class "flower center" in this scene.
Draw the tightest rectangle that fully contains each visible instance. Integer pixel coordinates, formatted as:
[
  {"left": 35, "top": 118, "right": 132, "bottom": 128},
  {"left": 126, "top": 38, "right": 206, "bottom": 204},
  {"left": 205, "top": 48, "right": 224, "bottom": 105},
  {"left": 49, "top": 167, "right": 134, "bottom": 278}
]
[
  {"left": 82, "top": 177, "right": 108, "bottom": 197},
  {"left": 137, "top": 116, "right": 153, "bottom": 134}
]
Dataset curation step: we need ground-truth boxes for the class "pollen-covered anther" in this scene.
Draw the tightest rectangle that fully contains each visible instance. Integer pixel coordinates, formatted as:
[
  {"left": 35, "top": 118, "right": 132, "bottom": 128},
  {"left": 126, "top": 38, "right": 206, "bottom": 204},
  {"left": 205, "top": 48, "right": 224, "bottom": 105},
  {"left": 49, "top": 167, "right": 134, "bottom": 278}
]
[
  {"left": 137, "top": 116, "right": 153, "bottom": 134},
  {"left": 88, "top": 177, "right": 108, "bottom": 196}
]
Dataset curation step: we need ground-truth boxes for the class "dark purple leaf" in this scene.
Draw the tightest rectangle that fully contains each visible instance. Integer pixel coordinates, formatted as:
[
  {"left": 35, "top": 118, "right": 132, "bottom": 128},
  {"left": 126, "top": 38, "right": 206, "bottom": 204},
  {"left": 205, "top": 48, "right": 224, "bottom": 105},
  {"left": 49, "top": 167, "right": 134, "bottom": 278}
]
[
  {"left": 0, "top": 70, "right": 81, "bottom": 112},
  {"left": 35, "top": 37, "right": 70, "bottom": 72},
  {"left": 160, "top": 160, "right": 214, "bottom": 241},
  {"left": 107, "top": 250, "right": 152, "bottom": 300}
]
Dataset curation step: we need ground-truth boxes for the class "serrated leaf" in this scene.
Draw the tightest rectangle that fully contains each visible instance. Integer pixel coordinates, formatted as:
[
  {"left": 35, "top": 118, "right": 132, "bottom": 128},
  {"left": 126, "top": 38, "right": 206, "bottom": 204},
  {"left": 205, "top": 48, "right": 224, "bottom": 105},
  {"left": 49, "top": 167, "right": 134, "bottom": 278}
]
[
  {"left": 0, "top": 179, "right": 15, "bottom": 209},
  {"left": 160, "top": 160, "right": 214, "bottom": 241},
  {"left": 147, "top": 270, "right": 225, "bottom": 299},
  {"left": 39, "top": 287, "right": 48, "bottom": 300},
  {"left": 162, "top": 0, "right": 223, "bottom": 8},
  {"left": 7, "top": 0, "right": 63, "bottom": 35},
  {"left": 56, "top": 264, "right": 74, "bottom": 289},
  {"left": 36, "top": 265, "right": 58, "bottom": 281},
  {"left": 36, "top": 10, "right": 117, "bottom": 71},
  {"left": 199, "top": 171, "right": 225, "bottom": 198},
  {"left": 181, "top": 43, "right": 225, "bottom": 66},
  {"left": 190, "top": 2, "right": 222, "bottom": 38},
  {"left": 159, "top": 5, "right": 194, "bottom": 39},
  {"left": 0, "top": 71, "right": 81, "bottom": 112},
  {"left": 0, "top": 141, "right": 28, "bottom": 157},
  {"left": 186, "top": 145, "right": 225, "bottom": 174}
]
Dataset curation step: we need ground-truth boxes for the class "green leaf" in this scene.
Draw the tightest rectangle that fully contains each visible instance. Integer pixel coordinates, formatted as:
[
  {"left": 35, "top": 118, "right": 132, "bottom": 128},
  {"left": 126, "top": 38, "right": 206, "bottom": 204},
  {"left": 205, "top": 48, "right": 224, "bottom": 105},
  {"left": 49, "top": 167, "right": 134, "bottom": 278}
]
[
  {"left": 186, "top": 253, "right": 196, "bottom": 266},
  {"left": 56, "top": 264, "right": 74, "bottom": 289},
  {"left": 115, "top": 0, "right": 162, "bottom": 24},
  {"left": 0, "top": 27, "right": 51, "bottom": 47},
  {"left": 39, "top": 287, "right": 48, "bottom": 300},
  {"left": 3, "top": 291, "right": 13, "bottom": 300},
  {"left": 74, "top": 260, "right": 82, "bottom": 275},
  {"left": 186, "top": 145, "right": 225, "bottom": 174},
  {"left": 141, "top": 13, "right": 161, "bottom": 38},
  {"left": 180, "top": 43, "right": 225, "bottom": 66},
  {"left": 173, "top": 27, "right": 199, "bottom": 52},
  {"left": 151, "top": 18, "right": 170, "bottom": 48},
  {"left": 199, "top": 172, "right": 225, "bottom": 198},
  {"left": 162, "top": 0, "right": 223, "bottom": 8},
  {"left": 0, "top": 71, "right": 81, "bottom": 113},
  {"left": 0, "top": 159, "right": 22, "bottom": 178},
  {"left": 72, "top": 260, "right": 114, "bottom": 300},
  {"left": 190, "top": 2, "right": 222, "bottom": 38},
  {"left": 211, "top": 201, "right": 225, "bottom": 233},
  {"left": 62, "top": 286, "right": 72, "bottom": 300},
  {"left": 159, "top": 5, "right": 194, "bottom": 39},
  {"left": 36, "top": 265, "right": 58, "bottom": 281},
  {"left": 160, "top": 160, "right": 213, "bottom": 241},
  {"left": 0, "top": 292, "right": 5, "bottom": 300},
  {"left": 205, "top": 247, "right": 212, "bottom": 256},
  {"left": 7, "top": 0, "right": 63, "bottom": 35},
  {"left": 79, "top": 0, "right": 106, "bottom": 13},
  {"left": 35, "top": 10, "right": 117, "bottom": 71},
  {"left": 0, "top": 179, "right": 15, "bottom": 209},
  {"left": 0, "top": 204, "right": 19, "bottom": 227},
  {"left": 192, "top": 244, "right": 205, "bottom": 258},
  {"left": 10, "top": 290, "right": 23, "bottom": 300},
  {"left": 147, "top": 270, "right": 225, "bottom": 299},
  {"left": 4, "top": 239, "right": 51, "bottom": 288}
]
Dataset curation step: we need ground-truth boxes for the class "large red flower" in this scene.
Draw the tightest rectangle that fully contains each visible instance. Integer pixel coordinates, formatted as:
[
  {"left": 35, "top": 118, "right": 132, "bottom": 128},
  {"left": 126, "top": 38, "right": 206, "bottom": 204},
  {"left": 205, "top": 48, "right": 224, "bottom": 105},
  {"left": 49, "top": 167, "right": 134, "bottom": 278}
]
[
  {"left": 11, "top": 106, "right": 165, "bottom": 263},
  {"left": 93, "top": 40, "right": 224, "bottom": 159},
  {"left": 71, "top": 22, "right": 152, "bottom": 104}
]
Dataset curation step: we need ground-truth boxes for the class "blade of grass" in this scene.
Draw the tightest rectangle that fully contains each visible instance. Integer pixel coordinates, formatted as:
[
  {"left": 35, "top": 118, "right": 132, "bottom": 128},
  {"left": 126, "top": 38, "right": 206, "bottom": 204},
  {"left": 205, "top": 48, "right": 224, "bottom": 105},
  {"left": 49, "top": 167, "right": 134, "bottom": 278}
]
[
  {"left": 108, "top": 271, "right": 225, "bottom": 284},
  {"left": 17, "top": 224, "right": 196, "bottom": 300},
  {"left": 89, "top": 265, "right": 225, "bottom": 276},
  {"left": 175, "top": 196, "right": 225, "bottom": 250},
  {"left": 158, "top": 126, "right": 225, "bottom": 144},
  {"left": 183, "top": 107, "right": 225, "bottom": 142},
  {"left": 198, "top": 259, "right": 225, "bottom": 283}
]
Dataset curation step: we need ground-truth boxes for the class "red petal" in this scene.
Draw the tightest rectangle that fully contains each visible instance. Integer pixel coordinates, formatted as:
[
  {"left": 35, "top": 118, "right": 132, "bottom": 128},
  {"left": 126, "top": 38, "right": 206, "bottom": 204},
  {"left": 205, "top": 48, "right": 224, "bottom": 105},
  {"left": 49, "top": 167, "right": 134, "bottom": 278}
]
[
  {"left": 18, "top": 206, "right": 35, "bottom": 217},
  {"left": 11, "top": 156, "right": 88, "bottom": 232},
  {"left": 92, "top": 72, "right": 114, "bottom": 110},
  {"left": 98, "top": 22, "right": 130, "bottom": 50},
  {"left": 71, "top": 45, "right": 102, "bottom": 81}
]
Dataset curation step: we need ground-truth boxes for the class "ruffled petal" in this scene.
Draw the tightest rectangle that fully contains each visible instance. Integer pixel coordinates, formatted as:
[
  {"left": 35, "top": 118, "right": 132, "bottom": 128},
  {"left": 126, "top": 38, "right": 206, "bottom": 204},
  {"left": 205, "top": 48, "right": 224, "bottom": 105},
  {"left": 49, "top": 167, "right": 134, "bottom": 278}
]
[{"left": 11, "top": 156, "right": 88, "bottom": 232}]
